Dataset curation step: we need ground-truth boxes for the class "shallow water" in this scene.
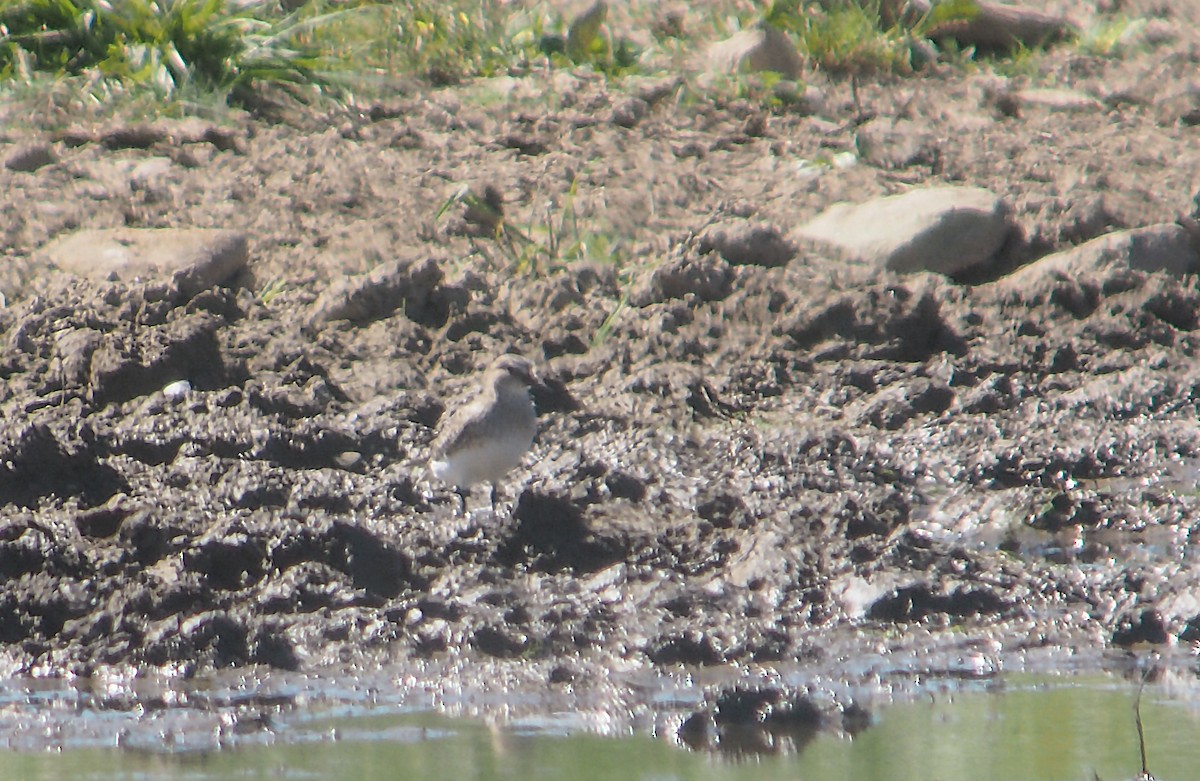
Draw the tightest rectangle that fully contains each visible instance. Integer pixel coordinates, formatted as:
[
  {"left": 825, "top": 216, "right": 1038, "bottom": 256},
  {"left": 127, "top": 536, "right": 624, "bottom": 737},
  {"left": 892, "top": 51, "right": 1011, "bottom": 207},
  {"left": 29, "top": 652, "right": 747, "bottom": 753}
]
[{"left": 2, "top": 672, "right": 1196, "bottom": 781}]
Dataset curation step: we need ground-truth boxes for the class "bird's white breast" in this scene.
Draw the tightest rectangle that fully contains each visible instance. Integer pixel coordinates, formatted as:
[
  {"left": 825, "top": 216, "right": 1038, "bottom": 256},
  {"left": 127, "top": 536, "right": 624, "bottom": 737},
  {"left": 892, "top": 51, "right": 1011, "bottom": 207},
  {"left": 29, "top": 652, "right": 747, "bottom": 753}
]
[{"left": 430, "top": 428, "right": 535, "bottom": 488}]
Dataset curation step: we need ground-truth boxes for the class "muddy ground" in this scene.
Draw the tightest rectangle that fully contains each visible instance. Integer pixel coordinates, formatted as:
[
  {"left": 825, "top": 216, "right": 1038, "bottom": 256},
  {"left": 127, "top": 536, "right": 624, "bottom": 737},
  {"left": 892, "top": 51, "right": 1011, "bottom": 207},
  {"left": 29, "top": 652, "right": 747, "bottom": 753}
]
[{"left": 3, "top": 0, "right": 1200, "bottom": 751}]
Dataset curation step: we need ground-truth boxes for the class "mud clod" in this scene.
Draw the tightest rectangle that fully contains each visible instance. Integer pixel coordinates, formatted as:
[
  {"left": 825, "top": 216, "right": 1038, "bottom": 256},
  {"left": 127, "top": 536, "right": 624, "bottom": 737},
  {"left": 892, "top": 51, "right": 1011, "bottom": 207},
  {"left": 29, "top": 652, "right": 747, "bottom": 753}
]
[
  {"left": 74, "top": 506, "right": 130, "bottom": 539},
  {"left": 472, "top": 625, "right": 532, "bottom": 659},
  {"left": 646, "top": 631, "right": 725, "bottom": 665},
  {"left": 1111, "top": 609, "right": 1170, "bottom": 649},
  {"left": 697, "top": 221, "right": 796, "bottom": 268},
  {"left": 310, "top": 258, "right": 445, "bottom": 325},
  {"left": 633, "top": 252, "right": 733, "bottom": 305}
]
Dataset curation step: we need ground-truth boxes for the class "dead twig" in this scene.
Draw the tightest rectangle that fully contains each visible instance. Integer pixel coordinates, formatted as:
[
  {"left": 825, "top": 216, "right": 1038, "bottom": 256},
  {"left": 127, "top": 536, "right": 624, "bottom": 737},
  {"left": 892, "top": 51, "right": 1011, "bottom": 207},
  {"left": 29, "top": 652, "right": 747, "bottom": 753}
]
[{"left": 1133, "top": 661, "right": 1157, "bottom": 781}]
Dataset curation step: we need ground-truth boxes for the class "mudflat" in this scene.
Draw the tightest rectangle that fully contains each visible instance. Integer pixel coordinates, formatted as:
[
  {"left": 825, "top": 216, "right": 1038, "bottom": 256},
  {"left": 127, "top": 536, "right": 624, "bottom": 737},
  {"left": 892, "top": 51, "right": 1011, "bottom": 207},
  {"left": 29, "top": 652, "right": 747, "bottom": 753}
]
[{"left": 0, "top": 0, "right": 1198, "bottom": 751}]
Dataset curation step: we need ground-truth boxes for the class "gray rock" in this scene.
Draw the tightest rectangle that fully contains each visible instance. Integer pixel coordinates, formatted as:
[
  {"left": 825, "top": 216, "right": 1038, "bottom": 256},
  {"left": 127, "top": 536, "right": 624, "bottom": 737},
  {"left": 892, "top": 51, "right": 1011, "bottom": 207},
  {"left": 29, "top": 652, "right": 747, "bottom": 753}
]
[
  {"left": 130, "top": 157, "right": 176, "bottom": 202},
  {"left": 855, "top": 118, "right": 934, "bottom": 169},
  {"left": 1003, "top": 224, "right": 1200, "bottom": 283},
  {"left": 310, "top": 258, "right": 444, "bottom": 323},
  {"left": 698, "top": 221, "right": 795, "bottom": 267},
  {"left": 794, "top": 187, "right": 1014, "bottom": 277},
  {"left": 5, "top": 144, "right": 56, "bottom": 172},
  {"left": 42, "top": 228, "right": 248, "bottom": 300},
  {"left": 704, "top": 25, "right": 802, "bottom": 80}
]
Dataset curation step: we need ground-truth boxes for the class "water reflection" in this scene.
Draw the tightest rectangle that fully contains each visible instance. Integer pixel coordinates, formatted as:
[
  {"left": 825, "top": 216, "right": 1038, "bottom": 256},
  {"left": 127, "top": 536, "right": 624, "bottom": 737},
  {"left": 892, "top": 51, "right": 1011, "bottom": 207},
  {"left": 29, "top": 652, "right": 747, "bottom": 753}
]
[
  {"left": 677, "top": 688, "right": 825, "bottom": 757},
  {"left": 0, "top": 673, "right": 1198, "bottom": 781}
]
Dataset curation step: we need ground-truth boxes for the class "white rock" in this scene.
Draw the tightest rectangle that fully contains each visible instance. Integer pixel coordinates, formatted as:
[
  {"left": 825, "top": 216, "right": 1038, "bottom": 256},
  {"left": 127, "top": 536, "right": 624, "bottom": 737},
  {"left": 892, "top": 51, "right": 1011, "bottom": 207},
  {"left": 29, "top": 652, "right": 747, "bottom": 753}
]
[
  {"left": 794, "top": 187, "right": 1014, "bottom": 277},
  {"left": 830, "top": 151, "right": 858, "bottom": 169},
  {"left": 162, "top": 380, "right": 192, "bottom": 401},
  {"left": 40, "top": 227, "right": 249, "bottom": 300}
]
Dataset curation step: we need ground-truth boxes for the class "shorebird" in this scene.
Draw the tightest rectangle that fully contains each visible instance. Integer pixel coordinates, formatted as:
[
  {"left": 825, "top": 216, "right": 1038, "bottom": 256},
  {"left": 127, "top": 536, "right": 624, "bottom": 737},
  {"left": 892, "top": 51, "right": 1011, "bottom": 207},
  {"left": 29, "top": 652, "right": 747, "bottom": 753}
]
[{"left": 429, "top": 354, "right": 539, "bottom": 511}]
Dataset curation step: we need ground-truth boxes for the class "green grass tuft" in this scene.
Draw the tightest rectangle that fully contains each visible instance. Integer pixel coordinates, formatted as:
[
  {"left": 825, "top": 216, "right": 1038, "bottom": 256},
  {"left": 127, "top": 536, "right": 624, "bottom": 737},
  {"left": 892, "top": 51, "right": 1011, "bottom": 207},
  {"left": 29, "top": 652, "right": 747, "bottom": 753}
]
[
  {"left": 0, "top": 0, "right": 1076, "bottom": 116},
  {"left": 437, "top": 177, "right": 627, "bottom": 277},
  {"left": 1076, "top": 16, "right": 1145, "bottom": 58},
  {"left": 348, "top": 0, "right": 545, "bottom": 86},
  {"left": 0, "top": 0, "right": 335, "bottom": 105},
  {"left": 760, "top": 0, "right": 984, "bottom": 76},
  {"left": 591, "top": 285, "right": 630, "bottom": 348}
]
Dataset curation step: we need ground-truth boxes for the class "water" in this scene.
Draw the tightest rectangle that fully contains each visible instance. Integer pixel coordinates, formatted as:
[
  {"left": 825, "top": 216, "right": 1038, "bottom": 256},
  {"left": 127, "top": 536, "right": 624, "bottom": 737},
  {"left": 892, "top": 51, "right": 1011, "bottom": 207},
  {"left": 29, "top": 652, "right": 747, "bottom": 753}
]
[
  {"left": 803, "top": 675, "right": 1188, "bottom": 781},
  {"left": 1, "top": 673, "right": 1196, "bottom": 781}
]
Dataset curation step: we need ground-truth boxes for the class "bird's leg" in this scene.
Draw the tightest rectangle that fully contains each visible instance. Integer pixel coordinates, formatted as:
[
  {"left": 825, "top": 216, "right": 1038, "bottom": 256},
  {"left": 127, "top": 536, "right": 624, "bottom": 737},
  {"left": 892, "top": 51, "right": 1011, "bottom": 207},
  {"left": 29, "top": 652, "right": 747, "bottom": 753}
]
[{"left": 490, "top": 484, "right": 499, "bottom": 513}]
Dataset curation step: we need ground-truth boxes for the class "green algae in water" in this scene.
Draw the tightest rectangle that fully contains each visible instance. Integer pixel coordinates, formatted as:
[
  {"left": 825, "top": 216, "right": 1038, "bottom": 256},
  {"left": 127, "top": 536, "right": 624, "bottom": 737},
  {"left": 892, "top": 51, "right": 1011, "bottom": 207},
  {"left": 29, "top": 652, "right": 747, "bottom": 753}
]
[
  {"left": 2, "top": 674, "right": 1198, "bottom": 781},
  {"left": 800, "top": 674, "right": 1193, "bottom": 781}
]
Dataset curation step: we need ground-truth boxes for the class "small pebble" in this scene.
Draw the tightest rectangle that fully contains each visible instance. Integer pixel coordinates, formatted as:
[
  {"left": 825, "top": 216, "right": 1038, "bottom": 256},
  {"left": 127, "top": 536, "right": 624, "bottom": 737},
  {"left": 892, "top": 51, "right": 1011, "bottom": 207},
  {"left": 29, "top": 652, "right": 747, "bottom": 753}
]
[
  {"left": 162, "top": 380, "right": 192, "bottom": 401},
  {"left": 334, "top": 451, "right": 365, "bottom": 471}
]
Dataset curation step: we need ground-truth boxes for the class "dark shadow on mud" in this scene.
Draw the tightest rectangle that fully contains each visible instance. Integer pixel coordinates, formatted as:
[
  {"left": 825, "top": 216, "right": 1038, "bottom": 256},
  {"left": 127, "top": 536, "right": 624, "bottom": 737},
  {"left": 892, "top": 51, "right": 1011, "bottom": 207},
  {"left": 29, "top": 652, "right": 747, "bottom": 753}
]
[
  {"left": 0, "top": 422, "right": 127, "bottom": 508},
  {"left": 531, "top": 375, "right": 581, "bottom": 414},
  {"left": 265, "top": 520, "right": 423, "bottom": 607},
  {"left": 646, "top": 631, "right": 725, "bottom": 665},
  {"left": 329, "top": 521, "right": 421, "bottom": 600},
  {"left": 495, "top": 491, "right": 626, "bottom": 573},
  {"left": 184, "top": 534, "right": 268, "bottom": 592},
  {"left": 1112, "top": 608, "right": 1170, "bottom": 648},
  {"left": 782, "top": 285, "right": 967, "bottom": 361},
  {"left": 136, "top": 611, "right": 298, "bottom": 670},
  {"left": 89, "top": 317, "right": 228, "bottom": 407},
  {"left": 867, "top": 582, "right": 1010, "bottom": 621}
]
